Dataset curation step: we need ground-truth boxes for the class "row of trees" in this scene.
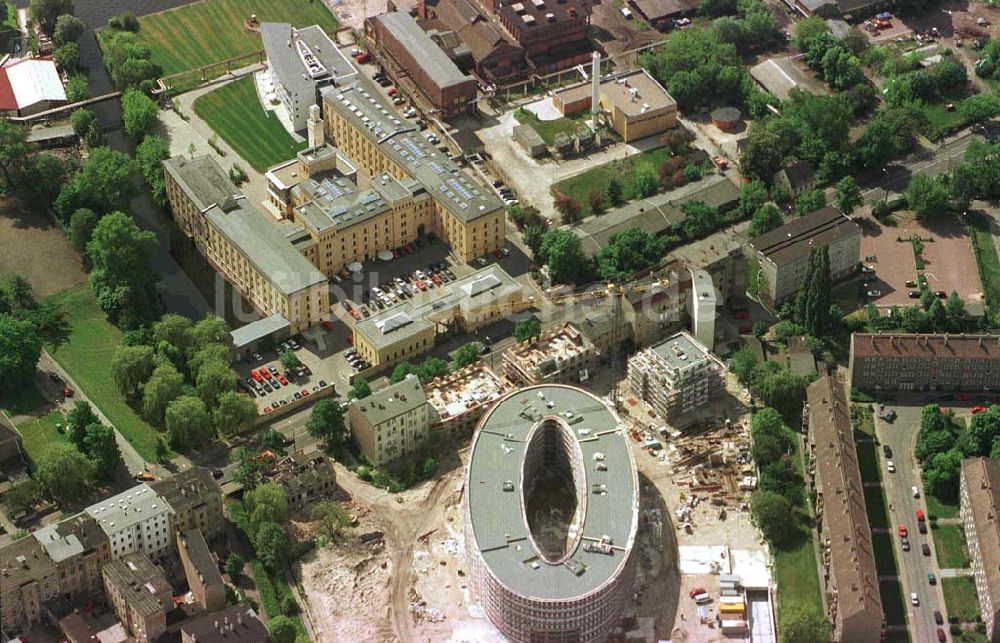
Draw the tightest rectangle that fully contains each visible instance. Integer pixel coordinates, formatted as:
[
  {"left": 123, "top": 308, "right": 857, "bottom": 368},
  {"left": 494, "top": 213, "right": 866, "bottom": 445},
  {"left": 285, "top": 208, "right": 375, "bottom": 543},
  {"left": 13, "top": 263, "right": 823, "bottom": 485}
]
[
  {"left": 862, "top": 291, "right": 967, "bottom": 334},
  {"left": 731, "top": 348, "right": 813, "bottom": 424},
  {"left": 111, "top": 314, "right": 255, "bottom": 450},
  {"left": 98, "top": 13, "right": 161, "bottom": 92}
]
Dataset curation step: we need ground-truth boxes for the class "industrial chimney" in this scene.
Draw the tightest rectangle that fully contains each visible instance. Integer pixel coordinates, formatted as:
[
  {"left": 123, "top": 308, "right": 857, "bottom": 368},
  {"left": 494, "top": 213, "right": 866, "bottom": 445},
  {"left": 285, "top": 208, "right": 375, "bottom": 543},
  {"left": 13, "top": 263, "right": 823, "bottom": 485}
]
[
  {"left": 590, "top": 52, "right": 601, "bottom": 116},
  {"left": 308, "top": 104, "right": 323, "bottom": 149}
]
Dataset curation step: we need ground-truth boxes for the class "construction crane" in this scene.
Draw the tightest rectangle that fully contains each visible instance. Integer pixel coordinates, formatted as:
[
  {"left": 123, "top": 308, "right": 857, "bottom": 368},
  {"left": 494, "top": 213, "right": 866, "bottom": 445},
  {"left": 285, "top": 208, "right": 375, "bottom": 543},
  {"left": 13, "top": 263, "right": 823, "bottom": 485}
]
[{"left": 428, "top": 279, "right": 671, "bottom": 409}]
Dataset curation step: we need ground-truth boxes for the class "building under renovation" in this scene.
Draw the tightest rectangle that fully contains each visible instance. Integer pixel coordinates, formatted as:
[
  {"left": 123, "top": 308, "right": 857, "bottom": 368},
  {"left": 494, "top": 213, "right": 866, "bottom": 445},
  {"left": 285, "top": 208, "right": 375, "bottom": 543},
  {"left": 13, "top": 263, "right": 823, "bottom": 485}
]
[
  {"left": 627, "top": 331, "right": 723, "bottom": 426},
  {"left": 501, "top": 322, "right": 598, "bottom": 386},
  {"left": 426, "top": 364, "right": 508, "bottom": 441}
]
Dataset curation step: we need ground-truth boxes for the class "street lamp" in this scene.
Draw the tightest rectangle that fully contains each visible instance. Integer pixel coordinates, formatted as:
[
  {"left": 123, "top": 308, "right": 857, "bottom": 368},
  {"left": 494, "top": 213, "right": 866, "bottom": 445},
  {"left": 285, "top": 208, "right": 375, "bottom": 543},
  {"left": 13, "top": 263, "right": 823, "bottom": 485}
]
[{"left": 882, "top": 167, "right": 890, "bottom": 204}]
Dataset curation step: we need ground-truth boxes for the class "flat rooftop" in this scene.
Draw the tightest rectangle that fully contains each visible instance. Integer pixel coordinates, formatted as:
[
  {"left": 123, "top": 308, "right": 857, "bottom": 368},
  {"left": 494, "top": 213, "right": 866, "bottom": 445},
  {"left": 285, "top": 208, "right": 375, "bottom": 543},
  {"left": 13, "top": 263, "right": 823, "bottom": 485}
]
[
  {"left": 85, "top": 483, "right": 169, "bottom": 534},
  {"left": 466, "top": 385, "right": 639, "bottom": 599},
  {"left": 600, "top": 69, "right": 676, "bottom": 117},
  {"left": 373, "top": 12, "right": 473, "bottom": 89},
  {"left": 352, "top": 373, "right": 427, "bottom": 423},
  {"left": 649, "top": 331, "right": 713, "bottom": 371},
  {"left": 749, "top": 206, "right": 860, "bottom": 267},
  {"left": 230, "top": 313, "right": 291, "bottom": 348},
  {"left": 102, "top": 553, "right": 171, "bottom": 618},
  {"left": 294, "top": 170, "right": 426, "bottom": 234},
  {"left": 321, "top": 80, "right": 503, "bottom": 222},
  {"left": 426, "top": 364, "right": 506, "bottom": 422},
  {"left": 261, "top": 23, "right": 357, "bottom": 103}
]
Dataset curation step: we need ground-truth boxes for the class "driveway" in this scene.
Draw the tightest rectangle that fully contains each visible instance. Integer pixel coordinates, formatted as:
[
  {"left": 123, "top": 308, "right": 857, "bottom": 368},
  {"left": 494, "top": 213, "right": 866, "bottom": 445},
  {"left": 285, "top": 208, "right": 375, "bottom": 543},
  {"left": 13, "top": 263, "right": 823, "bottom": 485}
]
[{"left": 873, "top": 403, "right": 949, "bottom": 641}]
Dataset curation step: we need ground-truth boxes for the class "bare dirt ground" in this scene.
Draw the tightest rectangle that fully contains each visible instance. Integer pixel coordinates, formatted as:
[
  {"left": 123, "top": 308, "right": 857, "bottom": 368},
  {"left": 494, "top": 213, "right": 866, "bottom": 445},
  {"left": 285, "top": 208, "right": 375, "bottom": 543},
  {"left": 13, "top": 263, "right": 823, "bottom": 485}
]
[
  {"left": 0, "top": 197, "right": 87, "bottom": 297},
  {"left": 325, "top": 0, "right": 416, "bottom": 31},
  {"left": 860, "top": 212, "right": 983, "bottom": 308}
]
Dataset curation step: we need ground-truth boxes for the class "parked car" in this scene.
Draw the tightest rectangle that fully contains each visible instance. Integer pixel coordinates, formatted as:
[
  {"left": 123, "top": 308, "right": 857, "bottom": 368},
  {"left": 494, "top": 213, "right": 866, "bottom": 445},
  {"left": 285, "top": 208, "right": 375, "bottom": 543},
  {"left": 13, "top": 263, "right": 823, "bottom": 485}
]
[
  {"left": 883, "top": 445, "right": 893, "bottom": 458},
  {"left": 867, "top": 290, "right": 882, "bottom": 298},
  {"left": 916, "top": 509, "right": 925, "bottom": 522},
  {"left": 918, "top": 521, "right": 927, "bottom": 534},
  {"left": 887, "top": 460, "right": 896, "bottom": 473},
  {"left": 936, "top": 628, "right": 946, "bottom": 642},
  {"left": 898, "top": 525, "right": 908, "bottom": 538},
  {"left": 861, "top": 265, "right": 875, "bottom": 273},
  {"left": 910, "top": 593, "right": 919, "bottom": 606},
  {"left": 923, "top": 543, "right": 932, "bottom": 556},
  {"left": 912, "top": 486, "right": 920, "bottom": 498},
  {"left": 905, "top": 280, "right": 917, "bottom": 287},
  {"left": 935, "top": 290, "right": 947, "bottom": 298},
  {"left": 934, "top": 611, "right": 944, "bottom": 625},
  {"left": 909, "top": 290, "right": 921, "bottom": 298},
  {"left": 928, "top": 572, "right": 937, "bottom": 585}
]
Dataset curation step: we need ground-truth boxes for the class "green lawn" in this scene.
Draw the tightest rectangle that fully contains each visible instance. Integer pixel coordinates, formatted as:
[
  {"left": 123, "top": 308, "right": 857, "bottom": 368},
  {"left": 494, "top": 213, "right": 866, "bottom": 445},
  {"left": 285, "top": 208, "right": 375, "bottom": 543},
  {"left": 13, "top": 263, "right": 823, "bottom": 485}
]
[
  {"left": 774, "top": 535, "right": 825, "bottom": 622},
  {"left": 880, "top": 580, "right": 909, "bottom": 629},
  {"left": 44, "top": 286, "right": 167, "bottom": 461},
  {"left": 513, "top": 108, "right": 590, "bottom": 147},
  {"left": 851, "top": 403, "right": 876, "bottom": 436},
  {"left": 136, "top": 0, "right": 337, "bottom": 75},
  {"left": 968, "top": 212, "right": 1000, "bottom": 321},
  {"left": 14, "top": 409, "right": 69, "bottom": 464},
  {"left": 942, "top": 576, "right": 982, "bottom": 622},
  {"left": 926, "top": 492, "right": 960, "bottom": 520},
  {"left": 193, "top": 76, "right": 307, "bottom": 171},
  {"left": 552, "top": 146, "right": 676, "bottom": 214},
  {"left": 921, "top": 99, "right": 971, "bottom": 140},
  {"left": 932, "top": 523, "right": 970, "bottom": 568}
]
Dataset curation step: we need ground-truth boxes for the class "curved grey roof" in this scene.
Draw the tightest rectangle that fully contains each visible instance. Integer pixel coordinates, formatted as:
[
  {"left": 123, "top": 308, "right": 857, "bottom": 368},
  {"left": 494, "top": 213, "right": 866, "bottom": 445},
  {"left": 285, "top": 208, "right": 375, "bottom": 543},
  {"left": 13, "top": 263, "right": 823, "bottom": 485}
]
[{"left": 465, "top": 384, "right": 639, "bottom": 600}]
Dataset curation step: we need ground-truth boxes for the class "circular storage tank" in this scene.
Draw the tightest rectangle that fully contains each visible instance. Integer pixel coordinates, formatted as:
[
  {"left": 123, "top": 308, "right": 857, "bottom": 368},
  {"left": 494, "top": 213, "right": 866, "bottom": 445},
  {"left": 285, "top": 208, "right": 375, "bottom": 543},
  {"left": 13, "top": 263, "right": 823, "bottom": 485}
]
[{"left": 711, "top": 106, "right": 742, "bottom": 132}]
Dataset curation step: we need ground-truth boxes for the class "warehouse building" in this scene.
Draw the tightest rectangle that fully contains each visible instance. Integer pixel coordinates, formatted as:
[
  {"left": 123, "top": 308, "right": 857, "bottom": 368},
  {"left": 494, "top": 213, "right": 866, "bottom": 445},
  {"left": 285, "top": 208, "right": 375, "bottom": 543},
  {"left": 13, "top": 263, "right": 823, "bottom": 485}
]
[
  {"left": 464, "top": 384, "right": 639, "bottom": 642},
  {"left": 367, "top": 11, "right": 478, "bottom": 118},
  {"left": 627, "top": 331, "right": 723, "bottom": 426},
  {"left": 0, "top": 58, "right": 67, "bottom": 117},
  {"left": 748, "top": 205, "right": 861, "bottom": 305},
  {"left": 849, "top": 333, "right": 1000, "bottom": 392},
  {"left": 806, "top": 375, "right": 884, "bottom": 642},
  {"left": 960, "top": 457, "right": 1000, "bottom": 643}
]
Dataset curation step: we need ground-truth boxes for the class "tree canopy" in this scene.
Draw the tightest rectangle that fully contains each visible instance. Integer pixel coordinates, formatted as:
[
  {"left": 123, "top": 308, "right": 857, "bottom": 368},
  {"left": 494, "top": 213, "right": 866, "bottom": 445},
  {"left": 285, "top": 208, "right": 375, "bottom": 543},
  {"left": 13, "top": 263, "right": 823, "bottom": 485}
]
[{"left": 87, "top": 212, "right": 164, "bottom": 329}]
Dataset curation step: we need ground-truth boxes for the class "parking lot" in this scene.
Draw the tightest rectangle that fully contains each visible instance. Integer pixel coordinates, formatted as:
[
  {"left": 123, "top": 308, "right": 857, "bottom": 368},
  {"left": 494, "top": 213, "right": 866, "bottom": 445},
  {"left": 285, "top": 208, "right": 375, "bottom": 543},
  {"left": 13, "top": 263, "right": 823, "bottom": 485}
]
[
  {"left": 859, "top": 214, "right": 983, "bottom": 308},
  {"left": 236, "top": 339, "right": 335, "bottom": 411}
]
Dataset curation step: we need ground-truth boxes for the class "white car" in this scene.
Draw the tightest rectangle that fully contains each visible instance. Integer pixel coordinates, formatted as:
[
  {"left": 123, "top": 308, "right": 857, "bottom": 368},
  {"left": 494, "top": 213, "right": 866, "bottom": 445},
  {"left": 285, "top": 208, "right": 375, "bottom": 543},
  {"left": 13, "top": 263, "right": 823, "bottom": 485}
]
[
  {"left": 887, "top": 460, "right": 896, "bottom": 473},
  {"left": 912, "top": 486, "right": 920, "bottom": 498},
  {"left": 910, "top": 592, "right": 919, "bottom": 606},
  {"left": 861, "top": 265, "right": 876, "bottom": 273},
  {"left": 867, "top": 290, "right": 882, "bottom": 298}
]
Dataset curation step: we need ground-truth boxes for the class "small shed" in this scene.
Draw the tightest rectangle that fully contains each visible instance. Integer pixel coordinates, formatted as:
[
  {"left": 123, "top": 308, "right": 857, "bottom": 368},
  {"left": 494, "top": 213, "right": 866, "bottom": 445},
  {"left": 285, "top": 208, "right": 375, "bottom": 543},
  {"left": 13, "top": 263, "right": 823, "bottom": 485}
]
[
  {"left": 513, "top": 123, "right": 546, "bottom": 158},
  {"left": 230, "top": 313, "right": 291, "bottom": 359}
]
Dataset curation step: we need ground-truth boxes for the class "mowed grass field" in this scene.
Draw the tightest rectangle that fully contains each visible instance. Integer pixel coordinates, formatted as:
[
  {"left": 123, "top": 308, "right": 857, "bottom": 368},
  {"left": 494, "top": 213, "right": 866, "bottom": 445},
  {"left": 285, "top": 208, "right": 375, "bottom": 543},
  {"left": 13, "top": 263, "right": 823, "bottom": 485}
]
[
  {"left": 136, "top": 0, "right": 337, "bottom": 75},
  {"left": 45, "top": 286, "right": 166, "bottom": 461},
  {"left": 193, "top": 76, "right": 307, "bottom": 171},
  {"left": 16, "top": 410, "right": 69, "bottom": 464}
]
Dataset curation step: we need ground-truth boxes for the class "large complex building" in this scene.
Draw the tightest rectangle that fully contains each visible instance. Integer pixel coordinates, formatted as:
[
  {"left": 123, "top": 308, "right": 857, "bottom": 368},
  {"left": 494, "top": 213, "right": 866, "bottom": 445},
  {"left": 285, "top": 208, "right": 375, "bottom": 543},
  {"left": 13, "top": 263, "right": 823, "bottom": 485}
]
[
  {"left": 353, "top": 265, "right": 522, "bottom": 368},
  {"left": 806, "top": 375, "right": 884, "bottom": 642},
  {"left": 367, "top": 11, "right": 478, "bottom": 118},
  {"left": 427, "top": 364, "right": 508, "bottom": 440},
  {"left": 348, "top": 374, "right": 430, "bottom": 467},
  {"left": 485, "top": 0, "right": 596, "bottom": 66},
  {"left": 748, "top": 206, "right": 861, "bottom": 305},
  {"left": 163, "top": 155, "right": 329, "bottom": 333},
  {"left": 102, "top": 553, "right": 172, "bottom": 643},
  {"left": 320, "top": 79, "right": 505, "bottom": 261},
  {"left": 960, "top": 457, "right": 1000, "bottom": 643},
  {"left": 627, "top": 331, "right": 723, "bottom": 426},
  {"left": 553, "top": 69, "right": 678, "bottom": 143},
  {"left": 464, "top": 384, "right": 639, "bottom": 642},
  {"left": 849, "top": 334, "right": 1000, "bottom": 392},
  {"left": 502, "top": 322, "right": 599, "bottom": 385},
  {"left": 261, "top": 23, "right": 357, "bottom": 130}
]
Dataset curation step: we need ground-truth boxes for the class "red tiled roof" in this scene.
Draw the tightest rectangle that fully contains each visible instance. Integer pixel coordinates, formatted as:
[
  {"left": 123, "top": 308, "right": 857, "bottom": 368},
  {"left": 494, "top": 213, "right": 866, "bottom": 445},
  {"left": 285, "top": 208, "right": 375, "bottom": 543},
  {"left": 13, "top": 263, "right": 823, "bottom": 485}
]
[
  {"left": 851, "top": 333, "right": 1000, "bottom": 360},
  {"left": 0, "top": 68, "right": 16, "bottom": 112}
]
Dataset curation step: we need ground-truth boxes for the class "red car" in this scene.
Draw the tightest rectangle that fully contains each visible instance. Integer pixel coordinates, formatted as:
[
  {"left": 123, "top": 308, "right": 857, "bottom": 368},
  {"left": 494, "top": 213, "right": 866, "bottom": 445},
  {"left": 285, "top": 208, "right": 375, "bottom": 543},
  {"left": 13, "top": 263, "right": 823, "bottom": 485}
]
[
  {"left": 494, "top": 249, "right": 504, "bottom": 259},
  {"left": 972, "top": 405, "right": 988, "bottom": 414},
  {"left": 898, "top": 525, "right": 908, "bottom": 538},
  {"left": 355, "top": 53, "right": 371, "bottom": 64},
  {"left": 321, "top": 320, "right": 335, "bottom": 331},
  {"left": 687, "top": 587, "right": 706, "bottom": 599},
  {"left": 277, "top": 374, "right": 289, "bottom": 386},
  {"left": 431, "top": 274, "right": 442, "bottom": 285},
  {"left": 251, "top": 370, "right": 263, "bottom": 382},
  {"left": 916, "top": 509, "right": 925, "bottom": 522},
  {"left": 958, "top": 394, "right": 972, "bottom": 401},
  {"left": 301, "top": 388, "right": 310, "bottom": 396},
  {"left": 387, "top": 87, "right": 397, "bottom": 96},
  {"left": 261, "top": 369, "right": 273, "bottom": 380},
  {"left": 415, "top": 279, "right": 427, "bottom": 290},
  {"left": 937, "top": 628, "right": 946, "bottom": 642}
]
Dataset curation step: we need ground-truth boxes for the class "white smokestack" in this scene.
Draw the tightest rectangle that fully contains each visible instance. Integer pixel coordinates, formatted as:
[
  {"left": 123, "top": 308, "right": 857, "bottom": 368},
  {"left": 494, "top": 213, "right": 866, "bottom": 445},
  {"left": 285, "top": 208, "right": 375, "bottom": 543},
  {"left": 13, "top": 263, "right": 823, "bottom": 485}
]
[
  {"left": 591, "top": 52, "right": 601, "bottom": 116},
  {"left": 308, "top": 104, "right": 323, "bottom": 149}
]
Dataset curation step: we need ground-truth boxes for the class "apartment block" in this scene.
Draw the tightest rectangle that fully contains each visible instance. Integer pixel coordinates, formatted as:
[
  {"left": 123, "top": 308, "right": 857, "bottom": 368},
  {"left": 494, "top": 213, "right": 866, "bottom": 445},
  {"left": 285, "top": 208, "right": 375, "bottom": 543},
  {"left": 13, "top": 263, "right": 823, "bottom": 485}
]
[
  {"left": 162, "top": 155, "right": 329, "bottom": 334},
  {"left": 181, "top": 605, "right": 269, "bottom": 643},
  {"left": 176, "top": 529, "right": 226, "bottom": 612},
  {"left": 102, "top": 553, "right": 172, "bottom": 643},
  {"left": 348, "top": 374, "right": 430, "bottom": 467},
  {"left": 267, "top": 449, "right": 338, "bottom": 511},
  {"left": 806, "top": 375, "right": 884, "bottom": 643},
  {"left": 367, "top": 11, "right": 478, "bottom": 118},
  {"left": 748, "top": 206, "right": 861, "bottom": 305},
  {"left": 150, "top": 467, "right": 225, "bottom": 543},
  {"left": 0, "top": 534, "right": 61, "bottom": 631},
  {"left": 501, "top": 321, "right": 598, "bottom": 385},
  {"left": 627, "top": 331, "right": 723, "bottom": 426},
  {"left": 849, "top": 334, "right": 1000, "bottom": 393},
  {"left": 320, "top": 79, "right": 505, "bottom": 262},
  {"left": 960, "top": 457, "right": 1000, "bottom": 643},
  {"left": 85, "top": 484, "right": 173, "bottom": 560},
  {"left": 426, "top": 364, "right": 508, "bottom": 441}
]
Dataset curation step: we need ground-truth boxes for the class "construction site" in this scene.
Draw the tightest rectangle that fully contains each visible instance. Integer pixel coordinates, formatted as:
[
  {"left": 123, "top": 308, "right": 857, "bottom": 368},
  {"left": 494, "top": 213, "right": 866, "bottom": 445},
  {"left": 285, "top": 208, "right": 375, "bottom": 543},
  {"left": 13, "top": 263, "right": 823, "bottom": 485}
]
[
  {"left": 425, "top": 364, "right": 508, "bottom": 442},
  {"left": 500, "top": 321, "right": 600, "bottom": 386}
]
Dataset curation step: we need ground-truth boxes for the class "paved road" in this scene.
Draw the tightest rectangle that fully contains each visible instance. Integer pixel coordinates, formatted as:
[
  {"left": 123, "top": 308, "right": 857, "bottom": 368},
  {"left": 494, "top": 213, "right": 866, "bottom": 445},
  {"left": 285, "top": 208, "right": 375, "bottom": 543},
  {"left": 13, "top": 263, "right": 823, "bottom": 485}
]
[
  {"left": 873, "top": 403, "right": 948, "bottom": 642},
  {"left": 37, "top": 351, "right": 147, "bottom": 476},
  {"left": 856, "top": 132, "right": 979, "bottom": 205}
]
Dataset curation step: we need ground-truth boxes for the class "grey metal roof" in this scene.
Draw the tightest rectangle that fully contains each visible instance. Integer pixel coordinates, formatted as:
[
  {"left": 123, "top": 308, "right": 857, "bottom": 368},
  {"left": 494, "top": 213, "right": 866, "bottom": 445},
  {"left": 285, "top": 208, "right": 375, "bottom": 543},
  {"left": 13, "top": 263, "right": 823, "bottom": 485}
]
[
  {"left": 262, "top": 23, "right": 357, "bottom": 103},
  {"left": 465, "top": 385, "right": 639, "bottom": 599},
  {"left": 321, "top": 82, "right": 503, "bottom": 222},
  {"left": 33, "top": 525, "right": 83, "bottom": 563},
  {"left": 350, "top": 374, "right": 427, "bottom": 425},
  {"left": 163, "top": 155, "right": 239, "bottom": 213},
  {"left": 649, "top": 331, "right": 712, "bottom": 372},
  {"left": 374, "top": 12, "right": 472, "bottom": 89},
  {"left": 230, "top": 314, "right": 291, "bottom": 348},
  {"left": 85, "top": 483, "right": 171, "bottom": 534},
  {"left": 749, "top": 57, "right": 830, "bottom": 102}
]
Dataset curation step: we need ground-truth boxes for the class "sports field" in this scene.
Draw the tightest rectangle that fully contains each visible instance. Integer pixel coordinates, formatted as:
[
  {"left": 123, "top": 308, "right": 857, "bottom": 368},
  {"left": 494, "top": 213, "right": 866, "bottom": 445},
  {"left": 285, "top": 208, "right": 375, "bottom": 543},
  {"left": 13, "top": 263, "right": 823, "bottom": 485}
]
[
  {"left": 192, "top": 75, "right": 307, "bottom": 171},
  {"left": 137, "top": 0, "right": 337, "bottom": 75}
]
